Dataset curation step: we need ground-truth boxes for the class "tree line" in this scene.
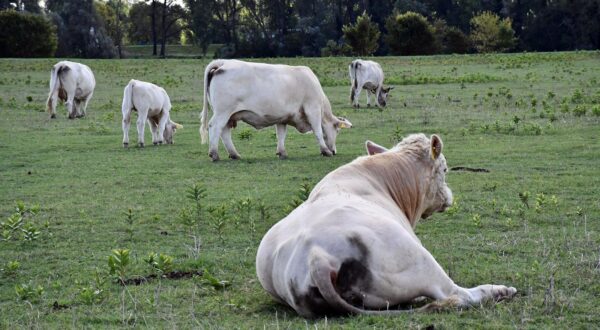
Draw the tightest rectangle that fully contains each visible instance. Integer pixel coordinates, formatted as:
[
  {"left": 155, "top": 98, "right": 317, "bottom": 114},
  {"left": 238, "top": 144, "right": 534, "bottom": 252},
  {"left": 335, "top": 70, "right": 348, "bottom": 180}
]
[{"left": 1, "top": 0, "right": 599, "bottom": 58}]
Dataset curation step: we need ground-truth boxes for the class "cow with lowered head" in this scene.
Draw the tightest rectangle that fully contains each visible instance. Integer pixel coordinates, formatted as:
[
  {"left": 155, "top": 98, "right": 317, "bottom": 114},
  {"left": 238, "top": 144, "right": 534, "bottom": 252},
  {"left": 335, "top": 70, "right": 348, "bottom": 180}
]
[
  {"left": 256, "top": 134, "right": 516, "bottom": 317},
  {"left": 46, "top": 61, "right": 96, "bottom": 119},
  {"left": 200, "top": 59, "right": 352, "bottom": 161},
  {"left": 349, "top": 59, "right": 393, "bottom": 108},
  {"left": 121, "top": 79, "right": 182, "bottom": 148}
]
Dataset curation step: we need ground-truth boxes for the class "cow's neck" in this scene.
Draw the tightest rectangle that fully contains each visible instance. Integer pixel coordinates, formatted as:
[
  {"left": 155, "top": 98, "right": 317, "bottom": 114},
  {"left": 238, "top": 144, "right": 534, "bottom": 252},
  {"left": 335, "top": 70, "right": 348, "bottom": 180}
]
[{"left": 358, "top": 153, "right": 426, "bottom": 227}]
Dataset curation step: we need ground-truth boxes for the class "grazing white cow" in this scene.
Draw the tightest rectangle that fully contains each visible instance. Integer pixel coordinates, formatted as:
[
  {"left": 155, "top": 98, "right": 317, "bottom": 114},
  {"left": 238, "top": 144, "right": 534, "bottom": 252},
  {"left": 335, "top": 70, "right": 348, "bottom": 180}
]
[
  {"left": 200, "top": 59, "right": 352, "bottom": 161},
  {"left": 349, "top": 59, "right": 392, "bottom": 108},
  {"left": 121, "top": 79, "right": 182, "bottom": 147},
  {"left": 46, "top": 61, "right": 96, "bottom": 119},
  {"left": 256, "top": 134, "right": 516, "bottom": 318}
]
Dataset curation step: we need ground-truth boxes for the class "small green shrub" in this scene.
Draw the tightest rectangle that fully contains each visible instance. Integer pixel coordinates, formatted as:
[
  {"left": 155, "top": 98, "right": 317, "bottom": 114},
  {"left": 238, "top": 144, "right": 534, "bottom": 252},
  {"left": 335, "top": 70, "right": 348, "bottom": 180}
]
[
  {"left": 342, "top": 11, "right": 380, "bottom": 56},
  {"left": 108, "top": 249, "right": 130, "bottom": 284},
  {"left": 15, "top": 282, "right": 44, "bottom": 302},
  {"left": 237, "top": 128, "right": 253, "bottom": 140}
]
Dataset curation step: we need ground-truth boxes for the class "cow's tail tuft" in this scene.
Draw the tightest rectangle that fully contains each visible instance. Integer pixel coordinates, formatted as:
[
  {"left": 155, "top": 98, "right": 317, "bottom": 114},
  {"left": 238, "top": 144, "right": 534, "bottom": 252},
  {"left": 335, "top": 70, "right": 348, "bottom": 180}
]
[
  {"left": 46, "top": 64, "right": 66, "bottom": 114},
  {"left": 309, "top": 248, "right": 413, "bottom": 316},
  {"left": 200, "top": 60, "right": 225, "bottom": 144}
]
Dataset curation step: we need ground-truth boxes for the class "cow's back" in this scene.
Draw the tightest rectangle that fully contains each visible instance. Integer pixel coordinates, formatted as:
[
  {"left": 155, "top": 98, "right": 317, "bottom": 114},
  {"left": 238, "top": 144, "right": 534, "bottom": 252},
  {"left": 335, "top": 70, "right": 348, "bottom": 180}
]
[{"left": 209, "top": 60, "right": 325, "bottom": 108}]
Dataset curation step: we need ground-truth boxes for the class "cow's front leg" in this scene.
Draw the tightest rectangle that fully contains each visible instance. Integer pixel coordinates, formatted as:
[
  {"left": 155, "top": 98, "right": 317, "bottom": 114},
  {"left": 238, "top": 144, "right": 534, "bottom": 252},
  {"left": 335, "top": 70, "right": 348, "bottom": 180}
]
[
  {"left": 148, "top": 120, "right": 160, "bottom": 145},
  {"left": 275, "top": 124, "right": 288, "bottom": 159},
  {"left": 136, "top": 109, "right": 148, "bottom": 147},
  {"left": 79, "top": 91, "right": 93, "bottom": 117},
  {"left": 156, "top": 111, "right": 170, "bottom": 145},
  {"left": 366, "top": 90, "right": 372, "bottom": 107},
  {"left": 305, "top": 110, "right": 332, "bottom": 157},
  {"left": 220, "top": 125, "right": 241, "bottom": 160}
]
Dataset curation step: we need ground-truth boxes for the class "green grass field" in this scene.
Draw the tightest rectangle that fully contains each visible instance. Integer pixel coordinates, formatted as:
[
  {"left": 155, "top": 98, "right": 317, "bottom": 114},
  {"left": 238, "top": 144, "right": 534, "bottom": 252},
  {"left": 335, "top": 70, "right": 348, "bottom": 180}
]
[{"left": 0, "top": 52, "right": 599, "bottom": 328}]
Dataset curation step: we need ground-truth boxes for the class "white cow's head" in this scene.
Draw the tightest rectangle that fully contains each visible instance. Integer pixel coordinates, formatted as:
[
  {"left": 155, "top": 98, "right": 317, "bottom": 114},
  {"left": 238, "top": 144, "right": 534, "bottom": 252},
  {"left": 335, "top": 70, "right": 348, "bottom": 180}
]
[
  {"left": 365, "top": 134, "right": 453, "bottom": 220},
  {"left": 323, "top": 116, "right": 353, "bottom": 155},
  {"left": 163, "top": 121, "right": 183, "bottom": 144},
  {"left": 377, "top": 86, "right": 394, "bottom": 107}
]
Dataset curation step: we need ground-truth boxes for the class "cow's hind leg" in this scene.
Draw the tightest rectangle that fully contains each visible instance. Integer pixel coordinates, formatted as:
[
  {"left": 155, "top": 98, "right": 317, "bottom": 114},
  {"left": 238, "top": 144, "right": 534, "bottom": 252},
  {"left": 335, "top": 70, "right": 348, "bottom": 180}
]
[
  {"left": 220, "top": 124, "right": 241, "bottom": 160},
  {"left": 66, "top": 94, "right": 76, "bottom": 119},
  {"left": 275, "top": 124, "right": 288, "bottom": 159},
  {"left": 366, "top": 90, "right": 372, "bottom": 107},
  {"left": 136, "top": 109, "right": 148, "bottom": 147},
  {"left": 364, "top": 244, "right": 517, "bottom": 311},
  {"left": 207, "top": 113, "right": 229, "bottom": 161},
  {"left": 79, "top": 91, "right": 93, "bottom": 117}
]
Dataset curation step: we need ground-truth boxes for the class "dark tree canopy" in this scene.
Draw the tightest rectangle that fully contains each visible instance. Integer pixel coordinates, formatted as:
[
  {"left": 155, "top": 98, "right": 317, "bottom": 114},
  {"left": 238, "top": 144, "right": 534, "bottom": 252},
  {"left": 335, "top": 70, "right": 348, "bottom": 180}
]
[{"left": 0, "top": 10, "right": 57, "bottom": 57}]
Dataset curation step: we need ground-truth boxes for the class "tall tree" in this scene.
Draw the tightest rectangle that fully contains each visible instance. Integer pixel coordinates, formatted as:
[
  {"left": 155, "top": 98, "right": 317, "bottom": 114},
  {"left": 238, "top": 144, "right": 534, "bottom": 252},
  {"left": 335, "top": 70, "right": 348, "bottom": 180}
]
[
  {"left": 96, "top": 0, "right": 128, "bottom": 58},
  {"left": 342, "top": 11, "right": 380, "bottom": 56},
  {"left": 46, "top": 0, "right": 116, "bottom": 58}
]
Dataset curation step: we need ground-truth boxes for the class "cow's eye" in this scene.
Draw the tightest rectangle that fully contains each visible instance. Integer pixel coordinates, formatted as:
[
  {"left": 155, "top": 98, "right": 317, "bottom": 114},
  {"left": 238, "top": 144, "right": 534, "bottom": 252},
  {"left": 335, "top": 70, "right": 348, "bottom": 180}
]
[{"left": 443, "top": 167, "right": 448, "bottom": 173}]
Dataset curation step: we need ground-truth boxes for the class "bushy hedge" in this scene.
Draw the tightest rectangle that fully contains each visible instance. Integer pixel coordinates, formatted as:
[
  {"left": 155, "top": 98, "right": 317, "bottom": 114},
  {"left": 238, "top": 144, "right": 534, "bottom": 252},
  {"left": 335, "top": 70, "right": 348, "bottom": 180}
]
[
  {"left": 385, "top": 11, "right": 437, "bottom": 56},
  {"left": 0, "top": 10, "right": 57, "bottom": 57}
]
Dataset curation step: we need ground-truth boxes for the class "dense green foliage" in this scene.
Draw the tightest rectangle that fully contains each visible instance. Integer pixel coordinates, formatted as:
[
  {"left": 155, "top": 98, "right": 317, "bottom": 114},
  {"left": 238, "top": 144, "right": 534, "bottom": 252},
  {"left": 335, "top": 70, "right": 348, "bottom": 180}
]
[
  {"left": 0, "top": 52, "right": 599, "bottom": 327},
  {"left": 0, "top": 10, "right": 57, "bottom": 57},
  {"left": 342, "top": 11, "right": 380, "bottom": 56},
  {"left": 385, "top": 12, "right": 437, "bottom": 56},
  {"left": 470, "top": 11, "right": 517, "bottom": 53},
  {"left": 46, "top": 0, "right": 116, "bottom": 58},
  {"left": 2, "top": 0, "right": 599, "bottom": 58}
]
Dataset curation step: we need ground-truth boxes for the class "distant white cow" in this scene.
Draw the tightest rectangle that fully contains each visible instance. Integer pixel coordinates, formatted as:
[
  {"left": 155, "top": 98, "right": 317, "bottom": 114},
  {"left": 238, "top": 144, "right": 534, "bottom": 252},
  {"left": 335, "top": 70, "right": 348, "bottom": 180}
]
[
  {"left": 349, "top": 59, "right": 392, "bottom": 108},
  {"left": 121, "top": 79, "right": 182, "bottom": 147},
  {"left": 46, "top": 61, "right": 96, "bottom": 119},
  {"left": 200, "top": 59, "right": 352, "bottom": 161},
  {"left": 256, "top": 134, "right": 516, "bottom": 318}
]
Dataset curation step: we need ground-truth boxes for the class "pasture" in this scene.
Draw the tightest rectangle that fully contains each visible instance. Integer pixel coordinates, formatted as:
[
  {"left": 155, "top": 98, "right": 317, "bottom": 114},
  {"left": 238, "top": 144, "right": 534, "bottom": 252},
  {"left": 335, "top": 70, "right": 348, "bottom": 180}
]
[{"left": 0, "top": 52, "right": 599, "bottom": 328}]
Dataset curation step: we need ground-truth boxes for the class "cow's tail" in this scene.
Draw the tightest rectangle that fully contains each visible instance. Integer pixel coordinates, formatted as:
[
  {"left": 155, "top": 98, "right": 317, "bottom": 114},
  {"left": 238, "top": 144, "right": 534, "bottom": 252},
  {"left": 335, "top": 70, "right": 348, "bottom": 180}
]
[
  {"left": 122, "top": 79, "right": 135, "bottom": 116},
  {"left": 46, "top": 64, "right": 67, "bottom": 114},
  {"left": 200, "top": 60, "right": 225, "bottom": 144},
  {"left": 349, "top": 61, "right": 360, "bottom": 103},
  {"left": 308, "top": 248, "right": 413, "bottom": 316}
]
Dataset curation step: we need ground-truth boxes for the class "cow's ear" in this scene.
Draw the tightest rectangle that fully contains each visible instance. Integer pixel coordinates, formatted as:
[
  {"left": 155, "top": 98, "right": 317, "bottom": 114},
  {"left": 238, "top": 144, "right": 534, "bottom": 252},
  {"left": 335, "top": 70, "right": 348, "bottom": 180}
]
[
  {"left": 430, "top": 134, "right": 443, "bottom": 160},
  {"left": 336, "top": 117, "right": 352, "bottom": 129},
  {"left": 365, "top": 140, "right": 387, "bottom": 155}
]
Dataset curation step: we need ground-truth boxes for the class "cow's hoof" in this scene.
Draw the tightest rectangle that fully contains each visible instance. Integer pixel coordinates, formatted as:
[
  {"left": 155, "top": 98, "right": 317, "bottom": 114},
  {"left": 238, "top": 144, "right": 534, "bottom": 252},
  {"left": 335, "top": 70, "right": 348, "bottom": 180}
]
[
  {"left": 68, "top": 115, "right": 75, "bottom": 120},
  {"left": 153, "top": 142, "right": 158, "bottom": 146},
  {"left": 123, "top": 143, "right": 129, "bottom": 148},
  {"left": 139, "top": 143, "right": 144, "bottom": 148},
  {"left": 76, "top": 113, "right": 85, "bottom": 118},
  {"left": 50, "top": 114, "right": 56, "bottom": 119},
  {"left": 321, "top": 149, "right": 333, "bottom": 157},
  {"left": 276, "top": 152, "right": 288, "bottom": 160},
  {"left": 158, "top": 141, "right": 163, "bottom": 145},
  {"left": 229, "top": 154, "right": 241, "bottom": 160},
  {"left": 209, "top": 151, "right": 220, "bottom": 162},
  {"left": 367, "top": 104, "right": 371, "bottom": 108}
]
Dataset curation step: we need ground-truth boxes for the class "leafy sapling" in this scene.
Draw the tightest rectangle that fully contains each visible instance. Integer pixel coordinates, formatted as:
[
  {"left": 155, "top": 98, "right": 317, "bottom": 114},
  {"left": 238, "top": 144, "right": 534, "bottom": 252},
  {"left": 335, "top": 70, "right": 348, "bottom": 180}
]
[{"left": 108, "top": 249, "right": 131, "bottom": 285}]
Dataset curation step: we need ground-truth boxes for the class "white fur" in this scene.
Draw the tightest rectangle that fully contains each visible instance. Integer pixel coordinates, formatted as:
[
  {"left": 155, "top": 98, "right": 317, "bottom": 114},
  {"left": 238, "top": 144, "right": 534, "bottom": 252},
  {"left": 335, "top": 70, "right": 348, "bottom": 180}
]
[
  {"left": 200, "top": 59, "right": 352, "bottom": 160},
  {"left": 46, "top": 61, "right": 95, "bottom": 119}
]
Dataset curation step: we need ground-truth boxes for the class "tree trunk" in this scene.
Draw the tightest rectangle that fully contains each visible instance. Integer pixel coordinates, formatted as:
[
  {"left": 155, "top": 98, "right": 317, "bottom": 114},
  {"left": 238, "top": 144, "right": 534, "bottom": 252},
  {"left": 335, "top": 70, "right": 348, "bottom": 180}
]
[
  {"left": 160, "top": 0, "right": 167, "bottom": 57},
  {"left": 116, "top": 0, "right": 122, "bottom": 58},
  {"left": 151, "top": 0, "right": 157, "bottom": 56}
]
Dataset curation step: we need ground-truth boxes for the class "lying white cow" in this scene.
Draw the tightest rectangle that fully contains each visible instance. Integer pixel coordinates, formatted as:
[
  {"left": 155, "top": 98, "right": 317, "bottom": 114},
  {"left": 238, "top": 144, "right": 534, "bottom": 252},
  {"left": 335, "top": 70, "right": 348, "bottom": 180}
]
[
  {"left": 121, "top": 79, "right": 182, "bottom": 147},
  {"left": 46, "top": 61, "right": 96, "bottom": 119},
  {"left": 200, "top": 59, "right": 352, "bottom": 161},
  {"left": 256, "top": 134, "right": 516, "bottom": 317},
  {"left": 349, "top": 59, "right": 392, "bottom": 108}
]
